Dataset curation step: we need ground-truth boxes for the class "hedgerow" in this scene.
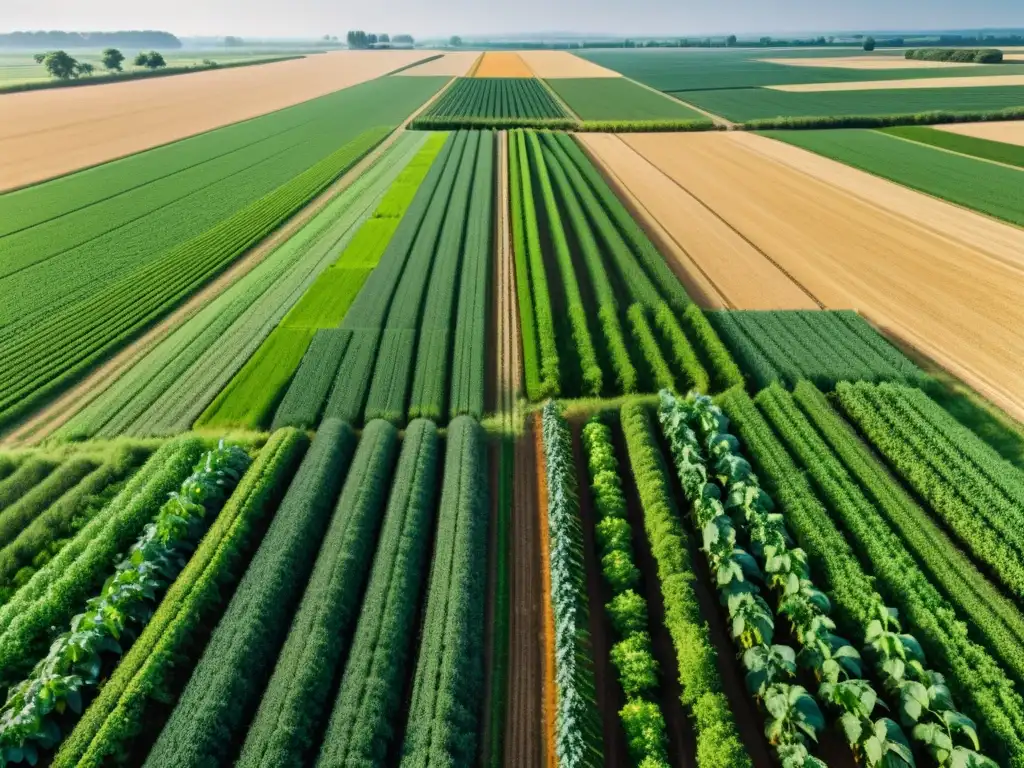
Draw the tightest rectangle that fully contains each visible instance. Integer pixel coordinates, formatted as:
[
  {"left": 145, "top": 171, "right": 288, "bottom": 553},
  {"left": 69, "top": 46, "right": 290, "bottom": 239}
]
[
  {"left": 906, "top": 47, "right": 1003, "bottom": 63},
  {"left": 53, "top": 429, "right": 308, "bottom": 768},
  {"left": 401, "top": 416, "right": 489, "bottom": 768},
  {"left": 620, "top": 402, "right": 751, "bottom": 768},
  {"left": 411, "top": 116, "right": 719, "bottom": 132},
  {"left": 742, "top": 106, "right": 1024, "bottom": 131},
  {"left": 142, "top": 419, "right": 358, "bottom": 767},
  {"left": 314, "top": 419, "right": 436, "bottom": 764}
]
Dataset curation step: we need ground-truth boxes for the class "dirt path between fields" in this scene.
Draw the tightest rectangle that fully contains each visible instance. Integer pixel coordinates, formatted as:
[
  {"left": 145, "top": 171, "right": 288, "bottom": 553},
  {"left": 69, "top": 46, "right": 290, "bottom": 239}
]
[
  {"left": 494, "top": 131, "right": 522, "bottom": 423},
  {"left": 505, "top": 416, "right": 545, "bottom": 768},
  {"left": 2, "top": 83, "right": 455, "bottom": 447}
]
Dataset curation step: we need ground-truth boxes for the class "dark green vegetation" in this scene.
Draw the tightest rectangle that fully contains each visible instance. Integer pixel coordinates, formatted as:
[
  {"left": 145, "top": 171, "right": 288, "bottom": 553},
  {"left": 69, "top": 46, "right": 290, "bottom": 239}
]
[
  {"left": 412, "top": 116, "right": 719, "bottom": 131},
  {"left": 419, "top": 77, "right": 568, "bottom": 120},
  {"left": 0, "top": 75, "right": 448, "bottom": 431},
  {"left": 545, "top": 78, "right": 710, "bottom": 121},
  {"left": 509, "top": 129, "right": 741, "bottom": 401},
  {"left": 907, "top": 48, "right": 1003, "bottom": 63},
  {"left": 879, "top": 125, "right": 1024, "bottom": 169},
  {"left": 709, "top": 310, "right": 922, "bottom": 390},
  {"left": 761, "top": 128, "right": 1024, "bottom": 226}
]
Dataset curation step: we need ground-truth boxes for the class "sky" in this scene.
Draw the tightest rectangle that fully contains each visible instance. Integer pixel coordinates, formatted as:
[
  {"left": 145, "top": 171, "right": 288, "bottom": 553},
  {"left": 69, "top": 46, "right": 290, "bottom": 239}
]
[{"left": 4, "top": 0, "right": 1024, "bottom": 40}]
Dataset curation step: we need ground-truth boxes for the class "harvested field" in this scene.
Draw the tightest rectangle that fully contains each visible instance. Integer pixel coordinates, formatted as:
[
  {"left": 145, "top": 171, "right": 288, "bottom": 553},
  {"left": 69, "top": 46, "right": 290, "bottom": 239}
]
[
  {"left": 397, "top": 51, "right": 480, "bottom": 76},
  {"left": 578, "top": 133, "right": 818, "bottom": 310},
  {"left": 608, "top": 130, "right": 1024, "bottom": 420},
  {"left": 763, "top": 56, "right": 982, "bottom": 69},
  {"left": 0, "top": 49, "right": 437, "bottom": 190},
  {"left": 769, "top": 74, "right": 1024, "bottom": 91},
  {"left": 937, "top": 119, "right": 1024, "bottom": 147},
  {"left": 516, "top": 51, "right": 621, "bottom": 78},
  {"left": 475, "top": 52, "right": 534, "bottom": 78}
]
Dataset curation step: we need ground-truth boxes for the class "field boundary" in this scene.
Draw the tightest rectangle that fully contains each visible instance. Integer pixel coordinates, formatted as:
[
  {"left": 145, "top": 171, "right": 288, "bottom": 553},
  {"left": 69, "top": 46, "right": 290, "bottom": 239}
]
[
  {"left": 622, "top": 75, "right": 735, "bottom": 128},
  {"left": 876, "top": 128, "right": 1024, "bottom": 174}
]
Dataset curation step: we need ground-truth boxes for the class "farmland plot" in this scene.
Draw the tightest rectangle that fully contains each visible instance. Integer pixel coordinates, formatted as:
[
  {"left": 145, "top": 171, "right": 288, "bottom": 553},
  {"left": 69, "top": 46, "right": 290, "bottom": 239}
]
[
  {"left": 547, "top": 78, "right": 710, "bottom": 121},
  {"left": 418, "top": 78, "right": 569, "bottom": 121}
]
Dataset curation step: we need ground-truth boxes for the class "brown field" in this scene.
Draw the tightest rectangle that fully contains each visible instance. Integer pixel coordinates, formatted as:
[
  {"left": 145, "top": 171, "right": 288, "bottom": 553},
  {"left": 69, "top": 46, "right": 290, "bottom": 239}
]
[
  {"left": 0, "top": 49, "right": 435, "bottom": 191},
  {"left": 936, "top": 119, "right": 1024, "bottom": 147},
  {"left": 769, "top": 74, "right": 1024, "bottom": 91},
  {"left": 474, "top": 52, "right": 534, "bottom": 78},
  {"left": 579, "top": 133, "right": 818, "bottom": 310},
  {"left": 591, "top": 131, "right": 1024, "bottom": 420},
  {"left": 396, "top": 51, "right": 479, "bottom": 76},
  {"left": 516, "top": 50, "right": 621, "bottom": 78},
  {"left": 763, "top": 56, "right": 980, "bottom": 69}
]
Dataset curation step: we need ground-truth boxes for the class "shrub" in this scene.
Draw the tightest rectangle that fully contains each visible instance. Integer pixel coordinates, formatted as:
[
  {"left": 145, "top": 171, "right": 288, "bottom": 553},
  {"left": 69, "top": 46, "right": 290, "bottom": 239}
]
[
  {"left": 620, "top": 698, "right": 670, "bottom": 765},
  {"left": 607, "top": 590, "right": 648, "bottom": 637},
  {"left": 610, "top": 632, "right": 659, "bottom": 697}
]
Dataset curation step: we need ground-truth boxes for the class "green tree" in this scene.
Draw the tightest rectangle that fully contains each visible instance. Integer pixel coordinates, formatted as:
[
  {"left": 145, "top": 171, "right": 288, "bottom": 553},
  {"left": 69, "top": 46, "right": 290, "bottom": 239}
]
[
  {"left": 726, "top": 34, "right": 737, "bottom": 46},
  {"left": 378, "top": 33, "right": 390, "bottom": 43},
  {"left": 863, "top": 36, "right": 876, "bottom": 51},
  {"left": 74, "top": 61, "right": 94, "bottom": 76},
  {"left": 449, "top": 35, "right": 462, "bottom": 46},
  {"left": 38, "top": 50, "right": 79, "bottom": 79},
  {"left": 134, "top": 51, "right": 166, "bottom": 69},
  {"left": 100, "top": 48, "right": 124, "bottom": 72}
]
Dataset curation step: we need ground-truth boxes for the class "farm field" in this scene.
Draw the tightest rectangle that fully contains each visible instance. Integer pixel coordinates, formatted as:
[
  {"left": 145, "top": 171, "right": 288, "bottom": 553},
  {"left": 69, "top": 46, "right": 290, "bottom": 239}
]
[
  {"left": 416, "top": 77, "right": 569, "bottom": 122},
  {"left": 879, "top": 124, "right": 1024, "bottom": 167},
  {"left": 938, "top": 118, "right": 1024, "bottom": 146},
  {"left": 517, "top": 50, "right": 620, "bottom": 77},
  {"left": 547, "top": 77, "right": 710, "bottom": 121},
  {"left": 584, "top": 130, "right": 1024, "bottom": 420},
  {"left": 0, "top": 49, "right": 441, "bottom": 190},
  {"left": 396, "top": 50, "right": 479, "bottom": 76},
  {"left": 474, "top": 51, "right": 534, "bottom": 77}
]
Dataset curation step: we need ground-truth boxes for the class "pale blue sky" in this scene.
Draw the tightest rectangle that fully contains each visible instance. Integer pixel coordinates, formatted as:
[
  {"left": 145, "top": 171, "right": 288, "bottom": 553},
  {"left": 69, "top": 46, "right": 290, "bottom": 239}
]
[{"left": 4, "top": 0, "right": 1023, "bottom": 40}]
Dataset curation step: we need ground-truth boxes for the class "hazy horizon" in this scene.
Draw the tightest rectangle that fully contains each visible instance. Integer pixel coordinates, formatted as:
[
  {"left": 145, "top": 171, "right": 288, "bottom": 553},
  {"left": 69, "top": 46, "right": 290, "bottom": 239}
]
[{"left": 4, "top": 0, "right": 1023, "bottom": 40}]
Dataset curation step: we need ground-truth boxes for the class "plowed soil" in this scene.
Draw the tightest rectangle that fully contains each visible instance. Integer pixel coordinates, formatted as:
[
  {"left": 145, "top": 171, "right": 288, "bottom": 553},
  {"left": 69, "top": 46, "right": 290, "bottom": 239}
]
[
  {"left": 0, "top": 50, "right": 435, "bottom": 190},
  {"left": 769, "top": 74, "right": 1024, "bottom": 91},
  {"left": 579, "top": 133, "right": 819, "bottom": 310},
  {"left": 397, "top": 52, "right": 480, "bottom": 76},
  {"left": 763, "top": 56, "right": 980, "bottom": 69},
  {"left": 936, "top": 119, "right": 1024, "bottom": 147},
  {"left": 517, "top": 51, "right": 621, "bottom": 78},
  {"left": 475, "top": 52, "right": 534, "bottom": 78},
  {"left": 603, "top": 130, "right": 1024, "bottom": 420}
]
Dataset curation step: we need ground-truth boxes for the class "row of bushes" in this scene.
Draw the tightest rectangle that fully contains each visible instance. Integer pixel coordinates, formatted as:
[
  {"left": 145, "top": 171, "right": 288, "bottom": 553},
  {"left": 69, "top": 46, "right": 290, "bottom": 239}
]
[
  {"left": 411, "top": 116, "right": 719, "bottom": 132},
  {"left": 581, "top": 418, "right": 670, "bottom": 766},
  {"left": 620, "top": 402, "right": 752, "bottom": 768},
  {"left": 742, "top": 106, "right": 1024, "bottom": 131},
  {"left": 906, "top": 47, "right": 1003, "bottom": 63}
]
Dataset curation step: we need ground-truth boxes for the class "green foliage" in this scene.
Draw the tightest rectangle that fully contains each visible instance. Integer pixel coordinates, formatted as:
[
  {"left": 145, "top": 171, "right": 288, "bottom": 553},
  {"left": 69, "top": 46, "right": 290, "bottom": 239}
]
[
  {"left": 272, "top": 329, "right": 353, "bottom": 429},
  {"left": 0, "top": 458, "right": 57, "bottom": 515},
  {"left": 547, "top": 77, "right": 711, "bottom": 121},
  {"left": 906, "top": 48, "right": 1003, "bottom": 63},
  {"left": 0, "top": 458, "right": 97, "bottom": 550},
  {"left": 760, "top": 128, "right": 1024, "bottom": 227},
  {"left": 620, "top": 402, "right": 751, "bottom": 768},
  {"left": 53, "top": 430, "right": 308, "bottom": 768},
  {"left": 100, "top": 48, "right": 124, "bottom": 71},
  {"left": 242, "top": 419, "right": 410, "bottom": 767},
  {"left": 311, "top": 419, "right": 433, "bottom": 764},
  {"left": 880, "top": 125, "right": 1024, "bottom": 170},
  {"left": 743, "top": 106, "right": 1024, "bottom": 130},
  {"left": 0, "top": 441, "right": 252, "bottom": 763},
  {"left": 401, "top": 416, "right": 489, "bottom": 768},
  {"left": 611, "top": 632, "right": 660, "bottom": 697},
  {"left": 421, "top": 77, "right": 569, "bottom": 120},
  {"left": 620, "top": 698, "right": 670, "bottom": 765},
  {"left": 708, "top": 310, "right": 921, "bottom": 391},
  {"left": 607, "top": 590, "right": 649, "bottom": 637},
  {"left": 412, "top": 116, "right": 719, "bottom": 131},
  {"left": 680, "top": 304, "right": 744, "bottom": 392},
  {"left": 194, "top": 327, "right": 315, "bottom": 431},
  {"left": 134, "top": 50, "right": 167, "bottom": 69},
  {"left": 143, "top": 420, "right": 358, "bottom": 768},
  {"left": 542, "top": 403, "right": 603, "bottom": 767},
  {"left": 279, "top": 268, "right": 371, "bottom": 329},
  {"left": 627, "top": 304, "right": 674, "bottom": 392},
  {"left": 0, "top": 438, "right": 204, "bottom": 688}
]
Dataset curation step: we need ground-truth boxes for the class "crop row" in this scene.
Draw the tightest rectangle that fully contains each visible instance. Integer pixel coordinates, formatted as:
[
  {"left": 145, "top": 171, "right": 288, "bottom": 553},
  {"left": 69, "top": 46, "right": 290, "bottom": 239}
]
[
  {"left": 422, "top": 77, "right": 568, "bottom": 120},
  {"left": 720, "top": 384, "right": 1022, "bottom": 766},
  {"left": 838, "top": 381, "right": 1024, "bottom": 601},
  {"left": 709, "top": 309, "right": 922, "bottom": 391},
  {"left": 540, "top": 403, "right": 603, "bottom": 767},
  {"left": 581, "top": 417, "right": 671, "bottom": 766}
]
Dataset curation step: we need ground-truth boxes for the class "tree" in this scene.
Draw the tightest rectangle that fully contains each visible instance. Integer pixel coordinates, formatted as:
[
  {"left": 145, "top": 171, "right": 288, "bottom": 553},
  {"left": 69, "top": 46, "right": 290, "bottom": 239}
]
[
  {"left": 449, "top": 35, "right": 462, "bottom": 46},
  {"left": 74, "top": 61, "right": 95, "bottom": 77},
  {"left": 134, "top": 51, "right": 166, "bottom": 69},
  {"left": 726, "top": 34, "right": 737, "bottom": 46},
  {"left": 393, "top": 34, "right": 414, "bottom": 44},
  {"left": 101, "top": 47, "right": 124, "bottom": 72},
  {"left": 378, "top": 33, "right": 390, "bottom": 44},
  {"left": 38, "top": 50, "right": 79, "bottom": 79},
  {"left": 367, "top": 33, "right": 378, "bottom": 45},
  {"left": 828, "top": 36, "right": 835, "bottom": 44},
  {"left": 863, "top": 36, "right": 876, "bottom": 51},
  {"left": 224, "top": 36, "right": 244, "bottom": 46}
]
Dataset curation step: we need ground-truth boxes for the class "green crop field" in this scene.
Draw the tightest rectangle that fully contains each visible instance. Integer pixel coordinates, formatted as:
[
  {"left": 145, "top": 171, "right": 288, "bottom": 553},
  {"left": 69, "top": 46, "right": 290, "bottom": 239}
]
[
  {"left": 879, "top": 125, "right": 1024, "bottom": 168},
  {"left": 760, "top": 127, "right": 1024, "bottom": 226},
  {"left": 546, "top": 77, "right": 710, "bottom": 120},
  {"left": 419, "top": 77, "right": 568, "bottom": 119}
]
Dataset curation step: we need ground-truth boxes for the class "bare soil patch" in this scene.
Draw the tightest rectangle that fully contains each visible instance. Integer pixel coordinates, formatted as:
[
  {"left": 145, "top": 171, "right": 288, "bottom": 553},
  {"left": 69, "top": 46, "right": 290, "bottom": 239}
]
[
  {"left": 763, "top": 56, "right": 981, "bottom": 70},
  {"left": 0, "top": 50, "right": 435, "bottom": 191},
  {"left": 475, "top": 52, "right": 534, "bottom": 78},
  {"left": 397, "top": 52, "right": 480, "bottom": 76},
  {"left": 936, "top": 119, "right": 1024, "bottom": 148},
  {"left": 517, "top": 51, "right": 622, "bottom": 78},
  {"left": 769, "top": 74, "right": 1024, "bottom": 91},
  {"left": 627, "top": 130, "right": 1024, "bottom": 421},
  {"left": 580, "top": 132, "right": 819, "bottom": 310}
]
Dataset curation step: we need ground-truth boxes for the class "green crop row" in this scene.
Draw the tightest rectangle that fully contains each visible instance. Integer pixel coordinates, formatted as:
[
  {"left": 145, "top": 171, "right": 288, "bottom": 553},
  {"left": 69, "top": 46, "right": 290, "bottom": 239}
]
[
  {"left": 619, "top": 402, "right": 751, "bottom": 768},
  {"left": 422, "top": 78, "right": 568, "bottom": 120},
  {"left": 540, "top": 403, "right": 603, "bottom": 768},
  {"left": 709, "top": 309, "right": 921, "bottom": 391},
  {"left": 271, "top": 329, "right": 353, "bottom": 429},
  {"left": 581, "top": 417, "right": 670, "bottom": 766},
  {"left": 0, "top": 457, "right": 97, "bottom": 550},
  {"left": 411, "top": 116, "right": 721, "bottom": 131},
  {"left": 59, "top": 132, "right": 428, "bottom": 440},
  {"left": 837, "top": 382, "right": 1024, "bottom": 601},
  {"left": 52, "top": 429, "right": 308, "bottom": 768},
  {"left": 721, "top": 385, "right": 1022, "bottom": 767},
  {"left": 402, "top": 416, "right": 489, "bottom": 768},
  {"left": 879, "top": 125, "right": 1024, "bottom": 169},
  {"left": 0, "top": 458, "right": 57, "bottom": 515},
  {"left": 547, "top": 77, "right": 711, "bottom": 122},
  {"left": 143, "top": 420, "right": 358, "bottom": 767},
  {"left": 238, "top": 420, "right": 406, "bottom": 766},
  {"left": 743, "top": 106, "right": 1024, "bottom": 130}
]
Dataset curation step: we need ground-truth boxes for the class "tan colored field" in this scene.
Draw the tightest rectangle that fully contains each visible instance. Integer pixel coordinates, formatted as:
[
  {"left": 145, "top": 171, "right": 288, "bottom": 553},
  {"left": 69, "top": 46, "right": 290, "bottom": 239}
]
[
  {"left": 0, "top": 49, "right": 435, "bottom": 191},
  {"left": 515, "top": 50, "right": 621, "bottom": 78},
  {"left": 769, "top": 74, "right": 1024, "bottom": 91},
  {"left": 474, "top": 52, "right": 534, "bottom": 78},
  {"left": 764, "top": 55, "right": 978, "bottom": 69},
  {"left": 594, "top": 131, "right": 1024, "bottom": 420},
  {"left": 397, "top": 51, "right": 479, "bottom": 76},
  {"left": 936, "top": 119, "right": 1024, "bottom": 147}
]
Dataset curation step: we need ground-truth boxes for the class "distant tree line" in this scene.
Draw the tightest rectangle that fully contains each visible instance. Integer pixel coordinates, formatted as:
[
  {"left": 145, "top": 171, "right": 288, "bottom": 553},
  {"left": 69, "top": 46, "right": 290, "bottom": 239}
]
[
  {"left": 0, "top": 30, "right": 181, "bottom": 49},
  {"left": 33, "top": 48, "right": 167, "bottom": 80},
  {"left": 346, "top": 31, "right": 414, "bottom": 48}
]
